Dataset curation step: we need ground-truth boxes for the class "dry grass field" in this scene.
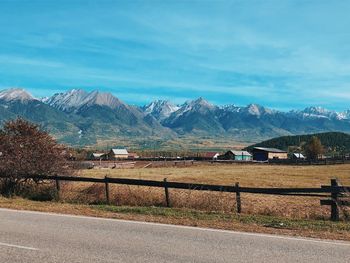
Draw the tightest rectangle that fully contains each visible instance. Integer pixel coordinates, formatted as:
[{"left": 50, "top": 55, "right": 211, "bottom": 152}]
[
  {"left": 56, "top": 163, "right": 350, "bottom": 220},
  {"left": 1, "top": 163, "right": 350, "bottom": 241},
  {"left": 78, "top": 162, "right": 350, "bottom": 187}
]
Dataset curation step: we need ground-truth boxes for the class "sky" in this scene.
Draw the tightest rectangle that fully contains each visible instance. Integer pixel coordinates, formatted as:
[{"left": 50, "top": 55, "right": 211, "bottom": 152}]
[{"left": 0, "top": 0, "right": 350, "bottom": 111}]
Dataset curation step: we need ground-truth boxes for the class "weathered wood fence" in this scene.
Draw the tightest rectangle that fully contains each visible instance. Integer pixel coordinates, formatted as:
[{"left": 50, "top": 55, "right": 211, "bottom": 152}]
[{"left": 4, "top": 175, "right": 350, "bottom": 221}]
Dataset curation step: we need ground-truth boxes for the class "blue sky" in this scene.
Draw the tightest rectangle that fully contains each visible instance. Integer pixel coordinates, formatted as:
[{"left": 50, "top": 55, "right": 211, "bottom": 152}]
[{"left": 1, "top": 0, "right": 350, "bottom": 111}]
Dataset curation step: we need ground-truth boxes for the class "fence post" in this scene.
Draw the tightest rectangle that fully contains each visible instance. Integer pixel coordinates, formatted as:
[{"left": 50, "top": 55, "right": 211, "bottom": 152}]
[
  {"left": 105, "top": 176, "right": 110, "bottom": 205},
  {"left": 331, "top": 179, "right": 339, "bottom": 221},
  {"left": 235, "top": 182, "right": 241, "bottom": 214},
  {"left": 163, "top": 178, "right": 171, "bottom": 207},
  {"left": 55, "top": 178, "right": 60, "bottom": 201}
]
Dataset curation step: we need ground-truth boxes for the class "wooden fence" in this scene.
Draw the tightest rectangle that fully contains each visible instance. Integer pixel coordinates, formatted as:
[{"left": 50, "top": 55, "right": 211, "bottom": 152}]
[{"left": 2, "top": 175, "right": 350, "bottom": 221}]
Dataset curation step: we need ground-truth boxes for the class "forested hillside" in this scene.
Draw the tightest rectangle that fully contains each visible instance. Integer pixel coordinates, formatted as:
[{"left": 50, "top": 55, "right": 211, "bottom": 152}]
[{"left": 247, "top": 132, "right": 350, "bottom": 153}]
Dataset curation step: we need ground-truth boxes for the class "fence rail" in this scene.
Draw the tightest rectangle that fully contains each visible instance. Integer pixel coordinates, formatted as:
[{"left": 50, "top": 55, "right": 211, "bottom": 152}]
[{"left": 1, "top": 175, "right": 349, "bottom": 221}]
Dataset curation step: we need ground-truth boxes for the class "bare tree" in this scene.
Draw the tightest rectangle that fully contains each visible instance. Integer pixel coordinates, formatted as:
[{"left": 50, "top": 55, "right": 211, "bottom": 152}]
[{"left": 0, "top": 118, "right": 70, "bottom": 196}]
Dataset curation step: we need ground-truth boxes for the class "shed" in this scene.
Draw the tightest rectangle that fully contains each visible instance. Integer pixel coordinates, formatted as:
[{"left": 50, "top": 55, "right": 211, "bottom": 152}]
[
  {"left": 89, "top": 153, "right": 106, "bottom": 160},
  {"left": 292, "top": 153, "right": 306, "bottom": 160},
  {"left": 108, "top": 148, "right": 129, "bottom": 160},
  {"left": 219, "top": 150, "right": 252, "bottom": 161},
  {"left": 251, "top": 147, "right": 288, "bottom": 161}
]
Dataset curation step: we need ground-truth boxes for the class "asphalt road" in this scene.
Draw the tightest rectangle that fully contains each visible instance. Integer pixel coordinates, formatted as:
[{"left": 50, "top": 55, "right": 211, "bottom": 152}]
[{"left": 0, "top": 208, "right": 349, "bottom": 263}]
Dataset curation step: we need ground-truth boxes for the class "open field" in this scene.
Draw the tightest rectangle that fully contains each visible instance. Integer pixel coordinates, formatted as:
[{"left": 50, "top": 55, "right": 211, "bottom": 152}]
[
  {"left": 58, "top": 163, "right": 350, "bottom": 220},
  {"left": 78, "top": 163, "right": 350, "bottom": 187},
  {"left": 1, "top": 163, "right": 350, "bottom": 241}
]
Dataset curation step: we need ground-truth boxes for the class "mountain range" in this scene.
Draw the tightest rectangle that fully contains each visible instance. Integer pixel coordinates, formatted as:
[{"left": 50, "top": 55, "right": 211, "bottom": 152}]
[{"left": 1, "top": 88, "right": 350, "bottom": 148}]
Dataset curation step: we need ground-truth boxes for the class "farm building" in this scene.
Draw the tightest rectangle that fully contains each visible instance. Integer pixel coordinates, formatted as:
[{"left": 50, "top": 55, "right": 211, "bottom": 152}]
[
  {"left": 204, "top": 152, "right": 220, "bottom": 160},
  {"left": 108, "top": 148, "right": 129, "bottom": 160},
  {"left": 292, "top": 153, "right": 306, "bottom": 160},
  {"left": 251, "top": 147, "right": 288, "bottom": 161},
  {"left": 89, "top": 153, "right": 106, "bottom": 160},
  {"left": 219, "top": 150, "right": 252, "bottom": 161}
]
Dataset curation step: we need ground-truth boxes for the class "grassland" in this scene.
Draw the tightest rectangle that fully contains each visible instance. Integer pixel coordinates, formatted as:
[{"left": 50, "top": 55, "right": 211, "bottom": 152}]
[
  {"left": 1, "top": 163, "right": 350, "bottom": 240},
  {"left": 78, "top": 162, "right": 350, "bottom": 187}
]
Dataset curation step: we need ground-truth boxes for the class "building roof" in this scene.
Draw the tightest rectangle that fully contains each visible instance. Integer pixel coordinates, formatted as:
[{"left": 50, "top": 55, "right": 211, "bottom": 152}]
[
  {"left": 92, "top": 153, "right": 105, "bottom": 158},
  {"left": 293, "top": 153, "right": 305, "bottom": 158},
  {"left": 205, "top": 152, "right": 220, "bottom": 158},
  {"left": 227, "top": 150, "right": 252, "bottom": 156},
  {"left": 111, "top": 149, "right": 129, "bottom": 155},
  {"left": 253, "top": 147, "right": 287, "bottom": 153}
]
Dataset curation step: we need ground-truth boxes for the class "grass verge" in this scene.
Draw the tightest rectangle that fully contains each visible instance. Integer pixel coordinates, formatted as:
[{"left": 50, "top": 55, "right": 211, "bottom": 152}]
[{"left": 0, "top": 196, "right": 349, "bottom": 241}]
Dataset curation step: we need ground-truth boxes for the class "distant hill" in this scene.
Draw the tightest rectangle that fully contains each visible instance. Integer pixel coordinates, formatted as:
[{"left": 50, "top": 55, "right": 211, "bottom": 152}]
[{"left": 246, "top": 132, "right": 350, "bottom": 153}]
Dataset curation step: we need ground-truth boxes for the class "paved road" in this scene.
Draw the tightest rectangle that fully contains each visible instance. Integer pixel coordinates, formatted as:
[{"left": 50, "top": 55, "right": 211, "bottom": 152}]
[{"left": 0, "top": 208, "right": 349, "bottom": 263}]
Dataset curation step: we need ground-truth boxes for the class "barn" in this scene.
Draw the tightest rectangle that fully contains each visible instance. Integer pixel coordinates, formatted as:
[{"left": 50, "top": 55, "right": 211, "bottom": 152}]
[
  {"left": 108, "top": 149, "right": 129, "bottom": 160},
  {"left": 251, "top": 147, "right": 288, "bottom": 161},
  {"left": 219, "top": 150, "right": 252, "bottom": 161}
]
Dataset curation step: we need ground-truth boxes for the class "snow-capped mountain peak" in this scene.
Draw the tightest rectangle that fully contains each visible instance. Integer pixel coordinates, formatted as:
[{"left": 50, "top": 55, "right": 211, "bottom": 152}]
[
  {"left": 82, "top": 91, "right": 123, "bottom": 108},
  {"left": 220, "top": 104, "right": 241, "bottom": 112},
  {"left": 297, "top": 106, "right": 344, "bottom": 120},
  {"left": 142, "top": 100, "right": 179, "bottom": 120},
  {"left": 242, "top": 104, "right": 274, "bottom": 116},
  {"left": 44, "top": 89, "right": 89, "bottom": 111},
  {"left": 181, "top": 97, "right": 215, "bottom": 112},
  {"left": 0, "top": 88, "right": 35, "bottom": 102},
  {"left": 44, "top": 89, "right": 124, "bottom": 112}
]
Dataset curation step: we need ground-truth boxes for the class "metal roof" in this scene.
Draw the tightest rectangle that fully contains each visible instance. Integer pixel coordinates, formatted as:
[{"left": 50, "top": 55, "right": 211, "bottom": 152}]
[
  {"left": 111, "top": 149, "right": 129, "bottom": 155},
  {"left": 253, "top": 147, "right": 287, "bottom": 153},
  {"left": 293, "top": 153, "right": 305, "bottom": 158},
  {"left": 92, "top": 153, "right": 105, "bottom": 158},
  {"left": 227, "top": 150, "right": 252, "bottom": 156}
]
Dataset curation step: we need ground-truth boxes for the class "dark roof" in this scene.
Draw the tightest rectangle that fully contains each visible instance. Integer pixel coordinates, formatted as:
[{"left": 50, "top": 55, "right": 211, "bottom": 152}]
[
  {"left": 253, "top": 147, "right": 287, "bottom": 153},
  {"left": 205, "top": 152, "right": 220, "bottom": 158}
]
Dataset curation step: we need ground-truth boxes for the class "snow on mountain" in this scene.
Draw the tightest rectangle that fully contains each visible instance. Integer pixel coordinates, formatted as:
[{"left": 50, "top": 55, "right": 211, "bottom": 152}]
[
  {"left": 45, "top": 89, "right": 89, "bottom": 111},
  {"left": 45, "top": 89, "right": 125, "bottom": 112},
  {"left": 340, "top": 110, "right": 350, "bottom": 120},
  {"left": 220, "top": 104, "right": 241, "bottom": 113},
  {"left": 293, "top": 106, "right": 344, "bottom": 120},
  {"left": 142, "top": 100, "right": 179, "bottom": 120},
  {"left": 180, "top": 97, "right": 215, "bottom": 112},
  {"left": 162, "top": 97, "right": 224, "bottom": 133},
  {"left": 165, "top": 97, "right": 215, "bottom": 121},
  {"left": 0, "top": 88, "right": 35, "bottom": 102},
  {"left": 239, "top": 104, "right": 275, "bottom": 117},
  {"left": 220, "top": 104, "right": 275, "bottom": 116},
  {"left": 82, "top": 90, "right": 124, "bottom": 109}
]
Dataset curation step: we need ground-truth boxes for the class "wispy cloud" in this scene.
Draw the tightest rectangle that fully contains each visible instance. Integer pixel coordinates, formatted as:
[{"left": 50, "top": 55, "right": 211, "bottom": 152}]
[
  {"left": 1, "top": 0, "right": 350, "bottom": 110},
  {"left": 0, "top": 55, "right": 64, "bottom": 68}
]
